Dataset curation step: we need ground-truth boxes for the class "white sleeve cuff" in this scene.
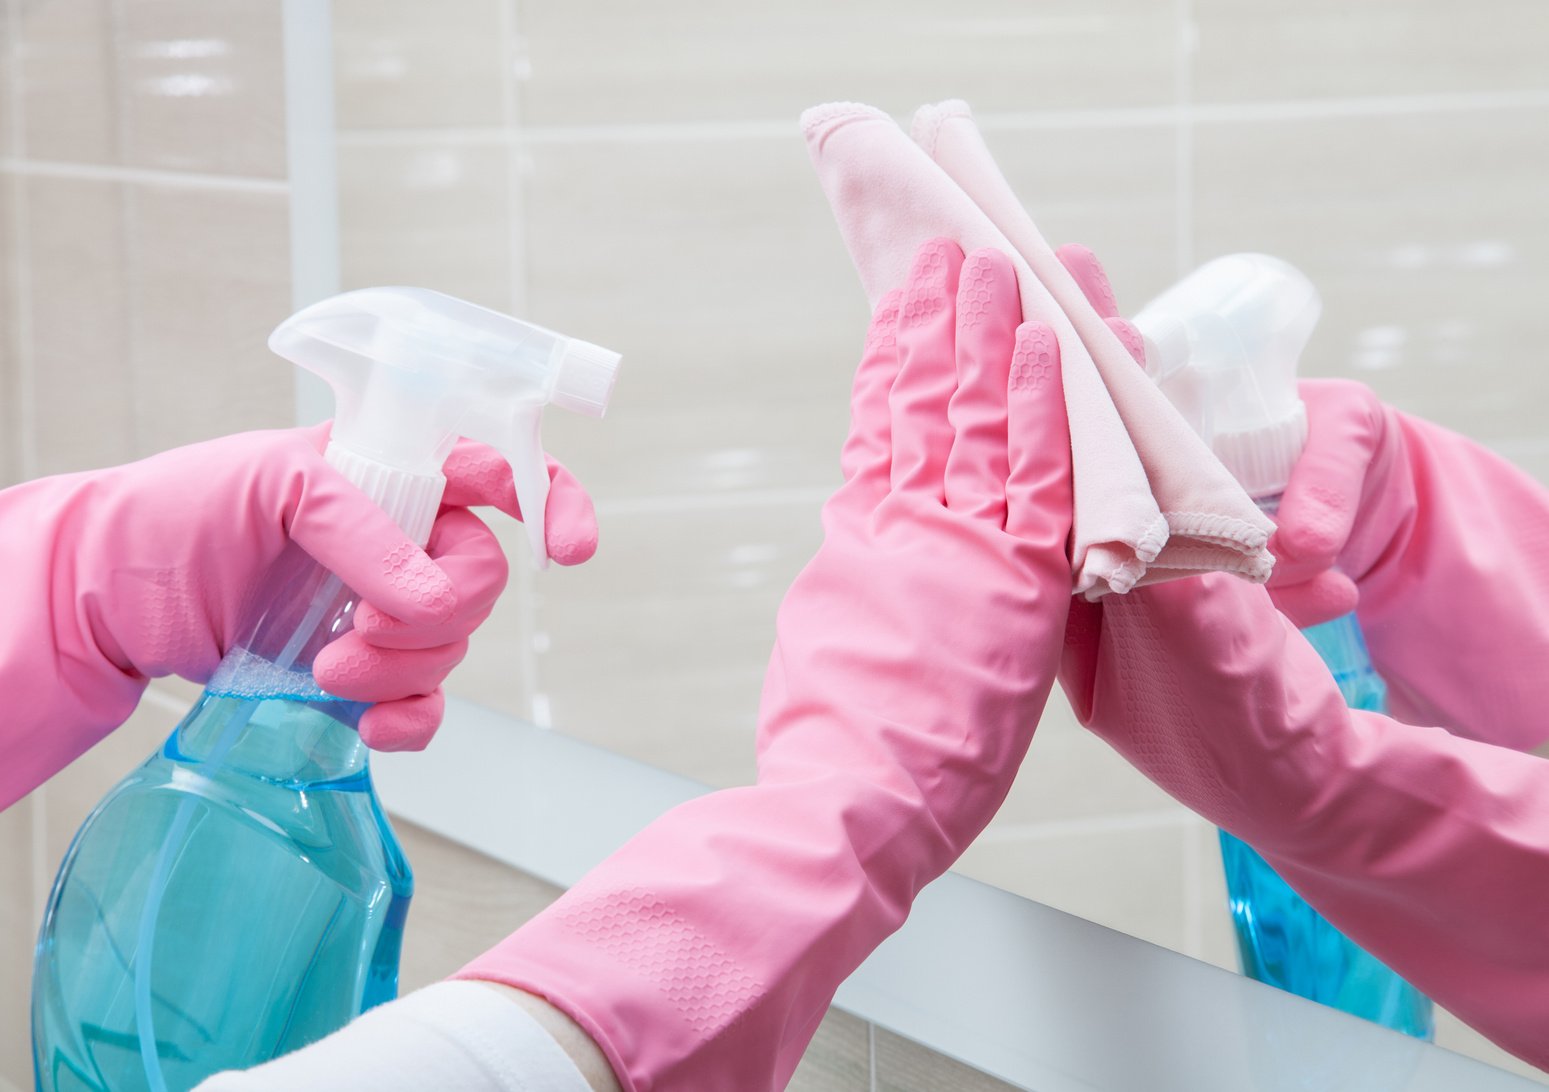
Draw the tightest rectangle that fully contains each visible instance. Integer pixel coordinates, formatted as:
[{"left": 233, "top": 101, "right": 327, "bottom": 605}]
[{"left": 193, "top": 981, "right": 593, "bottom": 1092}]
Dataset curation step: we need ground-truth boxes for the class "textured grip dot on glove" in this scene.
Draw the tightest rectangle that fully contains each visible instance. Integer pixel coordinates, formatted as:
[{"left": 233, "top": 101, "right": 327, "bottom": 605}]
[
  {"left": 553, "top": 888, "right": 764, "bottom": 1038},
  {"left": 381, "top": 543, "right": 456, "bottom": 616},
  {"left": 957, "top": 253, "right": 998, "bottom": 332},
  {"left": 900, "top": 241, "right": 951, "bottom": 327},
  {"left": 1010, "top": 326, "right": 1056, "bottom": 393}
]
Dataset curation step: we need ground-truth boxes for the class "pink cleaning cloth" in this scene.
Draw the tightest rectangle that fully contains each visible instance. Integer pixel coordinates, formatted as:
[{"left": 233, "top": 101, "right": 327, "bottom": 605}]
[{"left": 802, "top": 100, "right": 1274, "bottom": 595}]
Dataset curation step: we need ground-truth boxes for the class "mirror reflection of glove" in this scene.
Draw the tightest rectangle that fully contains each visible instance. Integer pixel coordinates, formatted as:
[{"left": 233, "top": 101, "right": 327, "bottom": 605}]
[{"left": 1061, "top": 567, "right": 1549, "bottom": 1070}]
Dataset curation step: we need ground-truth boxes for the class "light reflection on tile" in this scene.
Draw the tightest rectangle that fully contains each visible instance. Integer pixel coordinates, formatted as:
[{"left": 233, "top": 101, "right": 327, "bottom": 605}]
[
  {"left": 1193, "top": 0, "right": 1549, "bottom": 104},
  {"left": 516, "top": 0, "right": 1181, "bottom": 127},
  {"left": 335, "top": 0, "right": 508, "bottom": 130},
  {"left": 117, "top": 0, "right": 285, "bottom": 177},
  {"left": 1193, "top": 109, "right": 1549, "bottom": 474}
]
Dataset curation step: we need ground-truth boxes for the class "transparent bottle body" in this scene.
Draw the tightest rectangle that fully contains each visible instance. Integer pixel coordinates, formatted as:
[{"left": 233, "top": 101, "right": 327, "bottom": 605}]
[
  {"left": 31, "top": 545, "right": 413, "bottom": 1092},
  {"left": 1218, "top": 610, "right": 1433, "bottom": 1039}
]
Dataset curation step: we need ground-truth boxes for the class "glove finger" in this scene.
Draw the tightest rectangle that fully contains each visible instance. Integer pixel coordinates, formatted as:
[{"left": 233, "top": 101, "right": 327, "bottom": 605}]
[
  {"left": 1268, "top": 570, "right": 1359, "bottom": 630},
  {"left": 942, "top": 248, "right": 1019, "bottom": 519},
  {"left": 1004, "top": 322, "right": 1072, "bottom": 551},
  {"left": 838, "top": 288, "right": 906, "bottom": 499},
  {"left": 313, "top": 634, "right": 469, "bottom": 703},
  {"left": 441, "top": 445, "right": 600, "bottom": 566},
  {"left": 1268, "top": 380, "right": 1383, "bottom": 576},
  {"left": 355, "top": 509, "right": 506, "bottom": 647},
  {"left": 359, "top": 690, "right": 446, "bottom": 753},
  {"left": 277, "top": 446, "right": 457, "bottom": 627},
  {"left": 889, "top": 238, "right": 965, "bottom": 498},
  {"left": 1107, "top": 317, "right": 1147, "bottom": 367},
  {"left": 1056, "top": 244, "right": 1122, "bottom": 320}
]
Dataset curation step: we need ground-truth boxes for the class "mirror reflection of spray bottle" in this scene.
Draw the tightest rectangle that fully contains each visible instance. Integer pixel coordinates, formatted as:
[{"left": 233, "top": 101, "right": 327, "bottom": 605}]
[
  {"left": 31, "top": 288, "right": 620, "bottom": 1091},
  {"left": 1135, "top": 254, "right": 1434, "bottom": 1041}
]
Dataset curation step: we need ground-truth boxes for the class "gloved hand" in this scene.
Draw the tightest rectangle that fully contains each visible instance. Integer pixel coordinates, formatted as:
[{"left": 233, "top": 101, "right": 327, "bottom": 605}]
[
  {"left": 1060, "top": 569, "right": 1549, "bottom": 1069},
  {"left": 454, "top": 239, "right": 1074, "bottom": 1092},
  {"left": 1265, "top": 379, "right": 1549, "bottom": 751},
  {"left": 0, "top": 425, "right": 597, "bottom": 808},
  {"left": 1062, "top": 243, "right": 1549, "bottom": 754}
]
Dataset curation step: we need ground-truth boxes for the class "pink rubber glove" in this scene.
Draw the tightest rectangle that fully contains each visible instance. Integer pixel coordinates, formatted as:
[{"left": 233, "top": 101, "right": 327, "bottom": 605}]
[
  {"left": 1061, "top": 571, "right": 1549, "bottom": 1068},
  {"left": 456, "top": 240, "right": 1072, "bottom": 1091},
  {"left": 0, "top": 425, "right": 597, "bottom": 809},
  {"left": 1060, "top": 242, "right": 1549, "bottom": 754},
  {"left": 1266, "top": 379, "right": 1549, "bottom": 751}
]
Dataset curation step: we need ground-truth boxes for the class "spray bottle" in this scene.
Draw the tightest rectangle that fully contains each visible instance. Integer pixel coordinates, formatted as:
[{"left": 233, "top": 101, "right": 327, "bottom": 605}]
[
  {"left": 31, "top": 288, "right": 620, "bottom": 1091},
  {"left": 1133, "top": 254, "right": 1433, "bottom": 1039}
]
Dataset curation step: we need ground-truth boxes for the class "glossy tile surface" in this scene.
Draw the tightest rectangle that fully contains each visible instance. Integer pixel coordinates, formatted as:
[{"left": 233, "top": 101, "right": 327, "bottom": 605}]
[
  {"left": 953, "top": 816, "right": 1191, "bottom": 955},
  {"left": 14, "top": 0, "right": 285, "bottom": 176},
  {"left": 515, "top": 0, "right": 1181, "bottom": 127},
  {"left": 339, "top": 141, "right": 514, "bottom": 312},
  {"left": 1193, "top": 108, "right": 1549, "bottom": 483},
  {"left": 24, "top": 176, "right": 135, "bottom": 475},
  {"left": 334, "top": 0, "right": 508, "bottom": 130},
  {"left": 1192, "top": 0, "right": 1549, "bottom": 103},
  {"left": 127, "top": 182, "right": 292, "bottom": 453}
]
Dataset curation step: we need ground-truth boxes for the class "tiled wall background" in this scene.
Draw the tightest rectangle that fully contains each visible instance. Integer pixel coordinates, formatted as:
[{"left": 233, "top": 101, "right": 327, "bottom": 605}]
[{"left": 2, "top": 0, "right": 1548, "bottom": 1087}]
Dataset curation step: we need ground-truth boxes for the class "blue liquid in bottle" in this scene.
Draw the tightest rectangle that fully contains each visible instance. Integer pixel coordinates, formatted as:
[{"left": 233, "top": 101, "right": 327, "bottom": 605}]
[
  {"left": 32, "top": 545, "right": 413, "bottom": 1091},
  {"left": 1219, "top": 611, "right": 1433, "bottom": 1039}
]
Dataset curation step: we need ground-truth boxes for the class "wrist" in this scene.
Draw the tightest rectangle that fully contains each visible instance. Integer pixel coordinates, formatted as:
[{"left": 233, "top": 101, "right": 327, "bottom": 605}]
[{"left": 474, "top": 983, "right": 624, "bottom": 1092}]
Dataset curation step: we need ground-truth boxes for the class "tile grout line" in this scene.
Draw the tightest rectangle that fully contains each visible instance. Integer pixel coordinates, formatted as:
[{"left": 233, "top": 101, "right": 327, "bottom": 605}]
[
  {"left": 497, "top": 0, "right": 542, "bottom": 726},
  {"left": 0, "top": 157, "right": 289, "bottom": 194},
  {"left": 332, "top": 88, "right": 1549, "bottom": 148},
  {"left": 1174, "top": 0, "right": 1195, "bottom": 279}
]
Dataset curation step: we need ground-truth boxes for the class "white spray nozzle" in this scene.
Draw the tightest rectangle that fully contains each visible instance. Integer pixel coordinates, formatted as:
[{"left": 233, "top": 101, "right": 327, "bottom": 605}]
[
  {"left": 269, "top": 287, "right": 620, "bottom": 565},
  {"left": 1133, "top": 254, "right": 1319, "bottom": 499}
]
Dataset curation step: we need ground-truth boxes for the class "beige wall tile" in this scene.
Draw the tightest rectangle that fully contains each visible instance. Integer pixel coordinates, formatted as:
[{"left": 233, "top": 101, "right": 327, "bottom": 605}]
[
  {"left": 339, "top": 141, "right": 513, "bottom": 312},
  {"left": 524, "top": 133, "right": 869, "bottom": 502},
  {"left": 1193, "top": 109, "right": 1549, "bottom": 477},
  {"left": 13, "top": 0, "right": 119, "bottom": 165},
  {"left": 0, "top": 174, "right": 18, "bottom": 488},
  {"left": 14, "top": 0, "right": 284, "bottom": 177},
  {"left": 515, "top": 0, "right": 1180, "bottom": 127},
  {"left": 116, "top": 0, "right": 285, "bottom": 178},
  {"left": 1435, "top": 1008, "right": 1549, "bottom": 1085},
  {"left": 954, "top": 820, "right": 1191, "bottom": 955},
  {"left": 975, "top": 123, "right": 1181, "bottom": 304},
  {"left": 988, "top": 693, "right": 1182, "bottom": 828},
  {"left": 390, "top": 818, "right": 562, "bottom": 991},
  {"left": 335, "top": 0, "right": 508, "bottom": 130},
  {"left": 787, "top": 1008, "right": 871, "bottom": 1092},
  {"left": 1188, "top": 819, "right": 1239, "bottom": 972},
  {"left": 874, "top": 1027, "right": 1018, "bottom": 1092},
  {"left": 534, "top": 500, "right": 818, "bottom": 788},
  {"left": 448, "top": 517, "right": 534, "bottom": 722},
  {"left": 0, "top": 795, "right": 36, "bottom": 1089},
  {"left": 24, "top": 175, "right": 135, "bottom": 475},
  {"left": 1194, "top": 0, "right": 1549, "bottom": 104},
  {"left": 127, "top": 182, "right": 292, "bottom": 455}
]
